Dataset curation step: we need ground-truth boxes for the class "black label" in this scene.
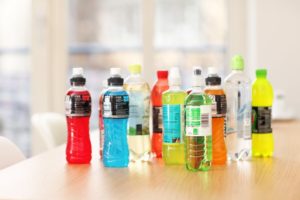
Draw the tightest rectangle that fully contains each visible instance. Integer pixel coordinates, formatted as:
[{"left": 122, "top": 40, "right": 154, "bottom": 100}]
[
  {"left": 152, "top": 106, "right": 162, "bottom": 133},
  {"left": 65, "top": 93, "right": 91, "bottom": 117},
  {"left": 252, "top": 106, "right": 272, "bottom": 133},
  {"left": 103, "top": 95, "right": 129, "bottom": 118},
  {"left": 208, "top": 94, "right": 226, "bottom": 117}
]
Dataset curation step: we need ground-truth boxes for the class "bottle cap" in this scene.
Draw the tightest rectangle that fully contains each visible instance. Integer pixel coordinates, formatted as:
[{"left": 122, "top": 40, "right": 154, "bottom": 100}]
[
  {"left": 192, "top": 66, "right": 203, "bottom": 87},
  {"left": 108, "top": 67, "right": 123, "bottom": 86},
  {"left": 169, "top": 67, "right": 181, "bottom": 86},
  {"left": 70, "top": 67, "right": 86, "bottom": 85},
  {"left": 157, "top": 70, "right": 168, "bottom": 79},
  {"left": 129, "top": 64, "right": 141, "bottom": 74},
  {"left": 206, "top": 67, "right": 221, "bottom": 86},
  {"left": 256, "top": 68, "right": 267, "bottom": 78},
  {"left": 110, "top": 67, "right": 121, "bottom": 76},
  {"left": 231, "top": 55, "right": 244, "bottom": 70}
]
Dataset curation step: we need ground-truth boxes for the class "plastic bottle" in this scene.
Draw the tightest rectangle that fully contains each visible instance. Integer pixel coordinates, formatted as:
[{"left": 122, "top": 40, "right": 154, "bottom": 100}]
[
  {"left": 65, "top": 67, "right": 92, "bottom": 164},
  {"left": 224, "top": 55, "right": 252, "bottom": 161},
  {"left": 124, "top": 64, "right": 151, "bottom": 162},
  {"left": 185, "top": 67, "right": 212, "bottom": 171},
  {"left": 204, "top": 67, "right": 227, "bottom": 165},
  {"left": 99, "top": 80, "right": 108, "bottom": 158},
  {"left": 103, "top": 68, "right": 129, "bottom": 167},
  {"left": 151, "top": 70, "right": 169, "bottom": 158},
  {"left": 187, "top": 66, "right": 204, "bottom": 94},
  {"left": 252, "top": 69, "right": 274, "bottom": 157},
  {"left": 162, "top": 67, "right": 187, "bottom": 165}
]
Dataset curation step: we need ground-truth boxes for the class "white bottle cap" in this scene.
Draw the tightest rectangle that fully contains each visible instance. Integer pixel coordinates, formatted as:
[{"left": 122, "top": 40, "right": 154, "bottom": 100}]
[
  {"left": 192, "top": 66, "right": 203, "bottom": 87},
  {"left": 72, "top": 67, "right": 84, "bottom": 76},
  {"left": 169, "top": 67, "right": 181, "bottom": 86},
  {"left": 110, "top": 67, "right": 121, "bottom": 76},
  {"left": 207, "top": 67, "right": 218, "bottom": 75}
]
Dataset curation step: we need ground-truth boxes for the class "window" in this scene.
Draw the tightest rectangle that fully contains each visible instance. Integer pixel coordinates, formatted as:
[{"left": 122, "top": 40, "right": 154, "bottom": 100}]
[{"left": 0, "top": 0, "right": 31, "bottom": 156}]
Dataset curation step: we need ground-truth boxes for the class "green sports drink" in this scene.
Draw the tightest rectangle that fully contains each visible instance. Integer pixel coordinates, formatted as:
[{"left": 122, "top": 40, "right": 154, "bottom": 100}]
[
  {"left": 185, "top": 67, "right": 212, "bottom": 171},
  {"left": 252, "top": 69, "right": 274, "bottom": 157},
  {"left": 162, "top": 67, "right": 187, "bottom": 165}
]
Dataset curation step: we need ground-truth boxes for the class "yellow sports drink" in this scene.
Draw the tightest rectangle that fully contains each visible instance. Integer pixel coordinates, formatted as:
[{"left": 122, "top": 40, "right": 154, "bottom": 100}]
[
  {"left": 252, "top": 69, "right": 274, "bottom": 157},
  {"left": 162, "top": 67, "right": 186, "bottom": 165}
]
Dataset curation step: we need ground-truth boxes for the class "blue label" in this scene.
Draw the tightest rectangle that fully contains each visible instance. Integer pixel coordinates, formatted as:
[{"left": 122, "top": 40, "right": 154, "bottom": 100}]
[{"left": 163, "top": 105, "right": 182, "bottom": 143}]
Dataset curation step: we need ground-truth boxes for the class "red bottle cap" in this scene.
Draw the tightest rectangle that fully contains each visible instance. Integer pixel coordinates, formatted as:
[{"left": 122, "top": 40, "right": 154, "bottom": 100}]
[{"left": 157, "top": 70, "right": 168, "bottom": 79}]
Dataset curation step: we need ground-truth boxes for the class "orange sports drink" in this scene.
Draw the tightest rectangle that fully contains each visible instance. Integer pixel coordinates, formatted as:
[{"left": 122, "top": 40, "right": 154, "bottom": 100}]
[
  {"left": 204, "top": 67, "right": 227, "bottom": 165},
  {"left": 151, "top": 70, "right": 169, "bottom": 158}
]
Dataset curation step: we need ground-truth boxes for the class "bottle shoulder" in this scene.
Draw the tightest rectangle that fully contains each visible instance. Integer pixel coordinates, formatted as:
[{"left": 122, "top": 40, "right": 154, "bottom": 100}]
[
  {"left": 224, "top": 71, "right": 251, "bottom": 84},
  {"left": 104, "top": 88, "right": 128, "bottom": 96},
  {"left": 185, "top": 92, "right": 212, "bottom": 105}
]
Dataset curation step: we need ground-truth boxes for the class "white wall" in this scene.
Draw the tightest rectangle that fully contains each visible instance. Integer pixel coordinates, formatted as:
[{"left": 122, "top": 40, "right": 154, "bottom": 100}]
[{"left": 247, "top": 0, "right": 300, "bottom": 118}]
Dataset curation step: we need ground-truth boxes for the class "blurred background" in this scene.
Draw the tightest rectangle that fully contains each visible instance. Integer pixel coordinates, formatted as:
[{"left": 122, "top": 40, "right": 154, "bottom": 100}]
[{"left": 0, "top": 0, "right": 298, "bottom": 156}]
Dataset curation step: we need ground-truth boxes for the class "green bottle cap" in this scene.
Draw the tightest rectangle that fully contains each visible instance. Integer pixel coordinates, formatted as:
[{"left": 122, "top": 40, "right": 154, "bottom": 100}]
[
  {"left": 256, "top": 68, "right": 267, "bottom": 78},
  {"left": 231, "top": 55, "right": 244, "bottom": 70}
]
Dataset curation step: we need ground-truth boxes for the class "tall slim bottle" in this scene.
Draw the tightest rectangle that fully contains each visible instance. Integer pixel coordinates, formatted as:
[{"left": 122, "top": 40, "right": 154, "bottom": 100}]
[
  {"left": 224, "top": 55, "right": 252, "bottom": 161},
  {"left": 151, "top": 70, "right": 169, "bottom": 158},
  {"left": 124, "top": 64, "right": 151, "bottom": 162},
  {"left": 204, "top": 67, "right": 227, "bottom": 165},
  {"left": 252, "top": 69, "right": 274, "bottom": 157},
  {"left": 65, "top": 67, "right": 92, "bottom": 164},
  {"left": 103, "top": 68, "right": 129, "bottom": 167},
  {"left": 99, "top": 80, "right": 108, "bottom": 158},
  {"left": 185, "top": 67, "right": 212, "bottom": 171},
  {"left": 162, "top": 67, "right": 186, "bottom": 165}
]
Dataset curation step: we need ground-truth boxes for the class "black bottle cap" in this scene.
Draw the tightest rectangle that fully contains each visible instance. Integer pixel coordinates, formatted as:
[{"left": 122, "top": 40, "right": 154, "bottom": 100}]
[
  {"left": 108, "top": 76, "right": 124, "bottom": 86},
  {"left": 70, "top": 76, "right": 86, "bottom": 86},
  {"left": 205, "top": 76, "right": 221, "bottom": 86}
]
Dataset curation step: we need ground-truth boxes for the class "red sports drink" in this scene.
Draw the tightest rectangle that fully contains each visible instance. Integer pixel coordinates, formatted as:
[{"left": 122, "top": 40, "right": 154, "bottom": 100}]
[
  {"left": 151, "top": 70, "right": 169, "bottom": 158},
  {"left": 65, "top": 67, "right": 92, "bottom": 164}
]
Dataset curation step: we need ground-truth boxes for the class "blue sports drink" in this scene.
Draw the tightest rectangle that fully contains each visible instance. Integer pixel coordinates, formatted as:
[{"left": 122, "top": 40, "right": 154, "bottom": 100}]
[{"left": 103, "top": 68, "right": 129, "bottom": 167}]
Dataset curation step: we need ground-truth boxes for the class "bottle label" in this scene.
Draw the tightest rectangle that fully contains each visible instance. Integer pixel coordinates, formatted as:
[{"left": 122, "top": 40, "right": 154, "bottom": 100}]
[
  {"left": 153, "top": 106, "right": 163, "bottom": 133},
  {"left": 252, "top": 106, "right": 272, "bottom": 133},
  {"left": 103, "top": 95, "right": 129, "bottom": 118},
  {"left": 185, "top": 105, "right": 212, "bottom": 136},
  {"left": 65, "top": 93, "right": 91, "bottom": 117},
  {"left": 127, "top": 91, "right": 150, "bottom": 135},
  {"left": 163, "top": 104, "right": 184, "bottom": 143},
  {"left": 208, "top": 94, "right": 226, "bottom": 117}
]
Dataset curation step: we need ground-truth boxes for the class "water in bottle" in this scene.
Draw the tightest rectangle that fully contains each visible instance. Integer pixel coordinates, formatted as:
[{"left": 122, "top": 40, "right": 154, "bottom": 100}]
[
  {"left": 252, "top": 68, "right": 274, "bottom": 157},
  {"left": 162, "top": 67, "right": 187, "bottom": 165},
  {"left": 185, "top": 67, "right": 212, "bottom": 171},
  {"left": 151, "top": 70, "right": 169, "bottom": 158},
  {"left": 224, "top": 55, "right": 252, "bottom": 161},
  {"left": 65, "top": 67, "right": 92, "bottom": 164},
  {"left": 124, "top": 64, "right": 151, "bottom": 162},
  {"left": 103, "top": 68, "right": 129, "bottom": 167},
  {"left": 204, "top": 67, "right": 227, "bottom": 165}
]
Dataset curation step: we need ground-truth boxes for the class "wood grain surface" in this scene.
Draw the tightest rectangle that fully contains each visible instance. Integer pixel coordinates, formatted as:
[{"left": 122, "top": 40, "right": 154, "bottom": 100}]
[{"left": 0, "top": 121, "right": 299, "bottom": 200}]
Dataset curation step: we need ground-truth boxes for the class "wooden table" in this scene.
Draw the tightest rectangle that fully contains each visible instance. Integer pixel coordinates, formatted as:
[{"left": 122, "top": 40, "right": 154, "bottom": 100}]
[{"left": 0, "top": 121, "right": 300, "bottom": 200}]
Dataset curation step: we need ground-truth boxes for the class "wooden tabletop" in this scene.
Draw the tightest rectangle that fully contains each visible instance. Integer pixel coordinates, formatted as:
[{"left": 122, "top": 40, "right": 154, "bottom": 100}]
[{"left": 0, "top": 121, "right": 300, "bottom": 200}]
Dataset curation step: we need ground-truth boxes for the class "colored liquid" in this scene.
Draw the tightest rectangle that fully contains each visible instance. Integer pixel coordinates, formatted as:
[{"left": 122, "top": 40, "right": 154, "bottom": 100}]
[
  {"left": 124, "top": 82, "right": 151, "bottom": 162},
  {"left": 252, "top": 78, "right": 274, "bottom": 157},
  {"left": 66, "top": 90, "right": 92, "bottom": 164},
  {"left": 103, "top": 89, "right": 129, "bottom": 167},
  {"left": 185, "top": 92, "right": 212, "bottom": 171},
  {"left": 162, "top": 89, "right": 186, "bottom": 165},
  {"left": 204, "top": 89, "right": 227, "bottom": 165},
  {"left": 151, "top": 78, "right": 169, "bottom": 158},
  {"left": 103, "top": 118, "right": 129, "bottom": 167}
]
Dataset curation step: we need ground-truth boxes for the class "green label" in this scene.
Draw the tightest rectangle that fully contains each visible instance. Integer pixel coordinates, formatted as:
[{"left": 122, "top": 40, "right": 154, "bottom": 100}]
[{"left": 185, "top": 105, "right": 212, "bottom": 136}]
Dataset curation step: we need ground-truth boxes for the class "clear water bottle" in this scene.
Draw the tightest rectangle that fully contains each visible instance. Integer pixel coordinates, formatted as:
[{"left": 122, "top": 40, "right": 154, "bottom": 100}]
[
  {"left": 224, "top": 55, "right": 252, "bottom": 161},
  {"left": 103, "top": 68, "right": 129, "bottom": 167},
  {"left": 124, "top": 64, "right": 151, "bottom": 162}
]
